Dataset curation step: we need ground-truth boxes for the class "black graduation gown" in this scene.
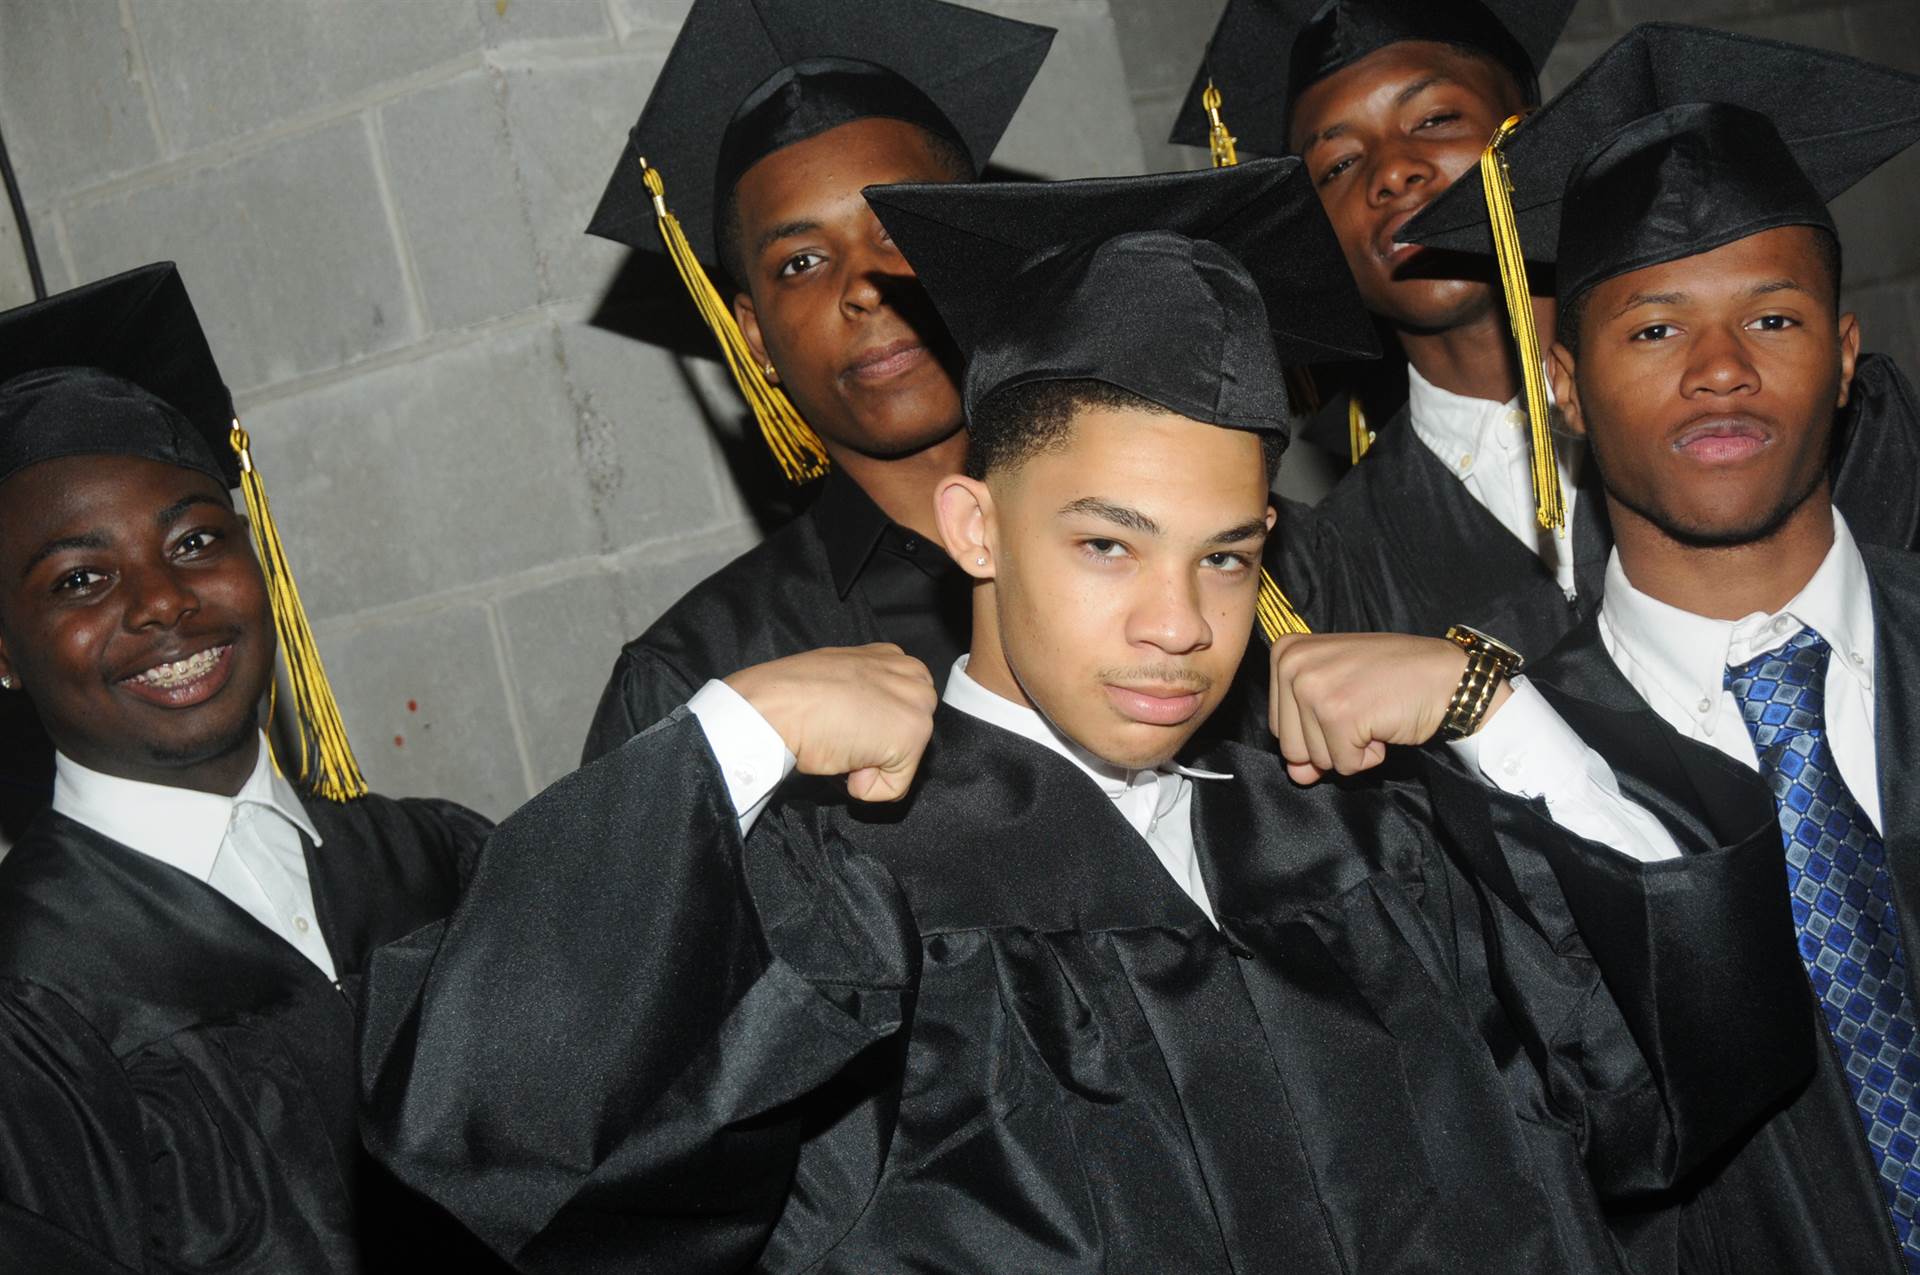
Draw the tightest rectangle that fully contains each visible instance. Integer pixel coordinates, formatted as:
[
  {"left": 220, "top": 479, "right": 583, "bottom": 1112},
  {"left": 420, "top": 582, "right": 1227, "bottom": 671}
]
[
  {"left": 1318, "top": 353, "right": 1920, "bottom": 659},
  {"left": 0, "top": 793, "right": 495, "bottom": 1274},
  {"left": 361, "top": 705, "right": 1813, "bottom": 1273},
  {"left": 1522, "top": 544, "right": 1920, "bottom": 1275},
  {"left": 584, "top": 466, "right": 1370, "bottom": 762}
]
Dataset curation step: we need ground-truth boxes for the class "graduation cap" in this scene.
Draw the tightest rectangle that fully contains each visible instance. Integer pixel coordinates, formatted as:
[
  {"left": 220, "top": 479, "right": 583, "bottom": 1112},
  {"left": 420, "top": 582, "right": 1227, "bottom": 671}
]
[
  {"left": 0, "top": 264, "right": 367, "bottom": 801},
  {"left": 1397, "top": 22, "right": 1920, "bottom": 529},
  {"left": 586, "top": 0, "right": 1054, "bottom": 485},
  {"left": 1168, "top": 0, "right": 1581, "bottom": 162},
  {"left": 865, "top": 159, "right": 1378, "bottom": 639}
]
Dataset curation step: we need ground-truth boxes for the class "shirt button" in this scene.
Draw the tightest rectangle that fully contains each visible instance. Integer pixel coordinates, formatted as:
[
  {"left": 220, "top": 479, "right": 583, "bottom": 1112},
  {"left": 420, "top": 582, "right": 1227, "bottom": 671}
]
[
  {"left": 730, "top": 766, "right": 757, "bottom": 789},
  {"left": 901, "top": 536, "right": 920, "bottom": 553},
  {"left": 1697, "top": 697, "right": 1713, "bottom": 715},
  {"left": 1458, "top": 453, "right": 1473, "bottom": 470},
  {"left": 1851, "top": 651, "right": 1866, "bottom": 666},
  {"left": 294, "top": 916, "right": 311, "bottom": 933},
  {"left": 1501, "top": 754, "right": 1523, "bottom": 778}
]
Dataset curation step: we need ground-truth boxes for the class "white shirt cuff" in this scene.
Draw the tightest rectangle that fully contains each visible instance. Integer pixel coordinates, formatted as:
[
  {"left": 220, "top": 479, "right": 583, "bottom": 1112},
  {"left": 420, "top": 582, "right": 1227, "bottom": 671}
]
[
  {"left": 688, "top": 679, "right": 796, "bottom": 835},
  {"left": 1449, "top": 676, "right": 1682, "bottom": 864}
]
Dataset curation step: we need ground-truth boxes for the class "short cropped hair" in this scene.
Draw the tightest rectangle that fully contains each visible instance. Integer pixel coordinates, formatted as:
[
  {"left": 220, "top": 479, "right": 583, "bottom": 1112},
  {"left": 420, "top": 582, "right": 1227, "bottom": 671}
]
[{"left": 965, "top": 378, "right": 1285, "bottom": 484}]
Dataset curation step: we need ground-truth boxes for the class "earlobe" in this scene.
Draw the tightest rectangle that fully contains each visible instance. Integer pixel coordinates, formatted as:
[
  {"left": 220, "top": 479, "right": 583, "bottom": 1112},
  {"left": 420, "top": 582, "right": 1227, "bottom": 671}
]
[
  {"left": 934, "top": 476, "right": 995, "bottom": 579},
  {"left": 1836, "top": 312, "right": 1862, "bottom": 408},
  {"left": 1547, "top": 342, "right": 1585, "bottom": 438},
  {"left": 733, "top": 292, "right": 771, "bottom": 370}
]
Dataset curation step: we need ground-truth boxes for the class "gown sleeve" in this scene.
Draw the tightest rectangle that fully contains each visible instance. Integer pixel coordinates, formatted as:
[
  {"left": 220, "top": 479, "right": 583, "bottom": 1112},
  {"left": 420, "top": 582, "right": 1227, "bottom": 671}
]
[
  {"left": 359, "top": 709, "right": 919, "bottom": 1274},
  {"left": 0, "top": 982, "right": 151, "bottom": 1272},
  {"left": 1414, "top": 750, "right": 1816, "bottom": 1198},
  {"left": 580, "top": 642, "right": 698, "bottom": 765}
]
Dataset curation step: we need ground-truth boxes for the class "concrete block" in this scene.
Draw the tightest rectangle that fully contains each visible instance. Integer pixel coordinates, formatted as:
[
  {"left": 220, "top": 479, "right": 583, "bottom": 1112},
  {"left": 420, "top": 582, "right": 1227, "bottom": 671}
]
[
  {"left": 0, "top": 0, "right": 162, "bottom": 197},
  {"left": 237, "top": 322, "right": 605, "bottom": 618},
  {"left": 495, "top": 52, "right": 662, "bottom": 301},
  {"left": 0, "top": 209, "right": 70, "bottom": 311},
  {"left": 480, "top": 0, "right": 612, "bottom": 45},
  {"left": 62, "top": 119, "right": 416, "bottom": 392},
  {"left": 1832, "top": 148, "right": 1920, "bottom": 289},
  {"left": 976, "top": 0, "right": 1147, "bottom": 178},
  {"left": 612, "top": 0, "right": 697, "bottom": 35},
  {"left": 379, "top": 71, "right": 542, "bottom": 330},
  {"left": 1130, "top": 89, "right": 1211, "bottom": 177},
  {"left": 494, "top": 527, "right": 758, "bottom": 784},
  {"left": 1848, "top": 2, "right": 1920, "bottom": 74},
  {"left": 1104, "top": 0, "right": 1226, "bottom": 99},
  {"left": 1717, "top": 10, "right": 1851, "bottom": 52},
  {"left": 1540, "top": 34, "right": 1617, "bottom": 99},
  {"left": 554, "top": 320, "right": 735, "bottom": 548},
  {"left": 315, "top": 601, "right": 531, "bottom": 817},
  {"left": 132, "top": 0, "right": 480, "bottom": 151},
  {"left": 1610, "top": 0, "right": 1779, "bottom": 27}
]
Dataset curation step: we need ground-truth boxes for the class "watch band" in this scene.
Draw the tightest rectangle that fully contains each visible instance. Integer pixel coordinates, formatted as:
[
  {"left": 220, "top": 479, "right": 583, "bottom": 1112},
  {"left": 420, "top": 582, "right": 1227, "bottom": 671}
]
[{"left": 1440, "top": 625, "right": 1523, "bottom": 740}]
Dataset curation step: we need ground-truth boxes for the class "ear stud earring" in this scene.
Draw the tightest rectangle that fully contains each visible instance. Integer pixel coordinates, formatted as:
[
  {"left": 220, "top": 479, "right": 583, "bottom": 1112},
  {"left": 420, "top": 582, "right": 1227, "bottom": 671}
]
[
  {"left": 763, "top": 363, "right": 778, "bottom": 380},
  {"left": 0, "top": 676, "right": 13, "bottom": 689},
  {"left": 975, "top": 557, "right": 987, "bottom": 567}
]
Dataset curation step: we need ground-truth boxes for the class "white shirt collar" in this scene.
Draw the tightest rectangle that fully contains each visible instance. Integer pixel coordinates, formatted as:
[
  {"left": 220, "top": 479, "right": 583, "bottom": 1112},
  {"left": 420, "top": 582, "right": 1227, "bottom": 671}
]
[
  {"left": 1405, "top": 361, "right": 1526, "bottom": 479},
  {"left": 941, "top": 657, "right": 1233, "bottom": 797},
  {"left": 51, "top": 732, "right": 321, "bottom": 882},
  {"left": 1598, "top": 509, "right": 1876, "bottom": 717}
]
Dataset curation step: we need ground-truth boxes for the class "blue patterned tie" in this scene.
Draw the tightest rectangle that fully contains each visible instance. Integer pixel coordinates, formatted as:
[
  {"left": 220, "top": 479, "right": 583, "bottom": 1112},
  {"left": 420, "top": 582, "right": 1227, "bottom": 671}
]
[{"left": 1729, "top": 627, "right": 1920, "bottom": 1272}]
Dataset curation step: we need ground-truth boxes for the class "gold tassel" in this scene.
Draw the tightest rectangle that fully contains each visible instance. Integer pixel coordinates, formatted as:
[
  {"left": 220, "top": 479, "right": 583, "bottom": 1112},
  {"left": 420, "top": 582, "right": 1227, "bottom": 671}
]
[
  {"left": 230, "top": 422, "right": 368, "bottom": 801},
  {"left": 1203, "top": 80, "right": 1238, "bottom": 169},
  {"left": 1200, "top": 81, "right": 1311, "bottom": 641},
  {"left": 1481, "top": 115, "right": 1564, "bottom": 531},
  {"left": 640, "top": 159, "right": 829, "bottom": 484},
  {"left": 1204, "top": 80, "right": 1311, "bottom": 642},
  {"left": 1347, "top": 397, "right": 1374, "bottom": 464}
]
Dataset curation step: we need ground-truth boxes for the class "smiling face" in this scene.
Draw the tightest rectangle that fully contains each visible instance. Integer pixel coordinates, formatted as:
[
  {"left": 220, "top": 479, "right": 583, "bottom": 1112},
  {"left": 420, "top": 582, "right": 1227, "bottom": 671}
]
[
  {"left": 729, "top": 116, "right": 970, "bottom": 462},
  {"left": 1552, "top": 226, "right": 1860, "bottom": 548},
  {"left": 0, "top": 454, "right": 274, "bottom": 792},
  {"left": 938, "top": 404, "right": 1273, "bottom": 770},
  {"left": 1289, "top": 41, "right": 1529, "bottom": 333}
]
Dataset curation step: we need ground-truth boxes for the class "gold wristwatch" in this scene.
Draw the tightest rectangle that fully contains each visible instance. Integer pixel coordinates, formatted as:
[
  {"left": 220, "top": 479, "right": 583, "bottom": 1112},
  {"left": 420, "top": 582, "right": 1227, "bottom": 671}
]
[{"left": 1439, "top": 625, "right": 1524, "bottom": 740}]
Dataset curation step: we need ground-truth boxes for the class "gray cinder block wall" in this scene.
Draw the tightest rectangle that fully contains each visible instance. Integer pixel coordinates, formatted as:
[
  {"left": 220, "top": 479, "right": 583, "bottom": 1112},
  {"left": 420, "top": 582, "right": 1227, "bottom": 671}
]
[{"left": 0, "top": 0, "right": 1914, "bottom": 819}]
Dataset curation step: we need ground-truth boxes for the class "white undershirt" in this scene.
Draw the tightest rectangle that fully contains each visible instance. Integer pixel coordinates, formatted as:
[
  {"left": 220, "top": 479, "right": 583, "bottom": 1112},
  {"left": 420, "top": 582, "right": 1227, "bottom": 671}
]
[
  {"left": 687, "top": 657, "right": 1229, "bottom": 924},
  {"left": 1458, "top": 510, "right": 1878, "bottom": 853},
  {"left": 51, "top": 732, "right": 337, "bottom": 979},
  {"left": 1406, "top": 362, "right": 1585, "bottom": 599}
]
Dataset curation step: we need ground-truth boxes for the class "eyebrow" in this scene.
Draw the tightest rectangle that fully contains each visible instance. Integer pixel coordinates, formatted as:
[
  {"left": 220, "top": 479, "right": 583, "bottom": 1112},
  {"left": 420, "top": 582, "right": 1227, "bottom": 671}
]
[
  {"left": 1748, "top": 279, "right": 1809, "bottom": 299},
  {"left": 754, "top": 218, "right": 821, "bottom": 259},
  {"left": 1208, "top": 520, "right": 1271, "bottom": 546},
  {"left": 1059, "top": 497, "right": 1161, "bottom": 536},
  {"left": 21, "top": 532, "right": 108, "bottom": 580},
  {"left": 1300, "top": 75, "right": 1454, "bottom": 153},
  {"left": 1609, "top": 290, "right": 1686, "bottom": 319},
  {"left": 156, "top": 493, "right": 229, "bottom": 527}
]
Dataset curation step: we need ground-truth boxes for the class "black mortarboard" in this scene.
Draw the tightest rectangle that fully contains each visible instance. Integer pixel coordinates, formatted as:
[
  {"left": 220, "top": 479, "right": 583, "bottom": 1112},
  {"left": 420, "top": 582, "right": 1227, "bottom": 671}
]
[
  {"left": 0, "top": 264, "right": 367, "bottom": 801},
  {"left": 584, "top": 0, "right": 1053, "bottom": 485},
  {"left": 865, "top": 159, "right": 1378, "bottom": 438},
  {"left": 867, "top": 159, "right": 1378, "bottom": 641},
  {"left": 0, "top": 264, "right": 236, "bottom": 490},
  {"left": 1400, "top": 23, "right": 1920, "bottom": 305},
  {"left": 1168, "top": 0, "right": 1579, "bottom": 160},
  {"left": 588, "top": 0, "right": 1054, "bottom": 271}
]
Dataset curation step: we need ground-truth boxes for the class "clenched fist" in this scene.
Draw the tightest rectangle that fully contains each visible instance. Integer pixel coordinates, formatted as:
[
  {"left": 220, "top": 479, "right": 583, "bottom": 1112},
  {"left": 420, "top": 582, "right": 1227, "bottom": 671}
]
[
  {"left": 1268, "top": 633, "right": 1510, "bottom": 784},
  {"left": 726, "top": 644, "right": 939, "bottom": 802}
]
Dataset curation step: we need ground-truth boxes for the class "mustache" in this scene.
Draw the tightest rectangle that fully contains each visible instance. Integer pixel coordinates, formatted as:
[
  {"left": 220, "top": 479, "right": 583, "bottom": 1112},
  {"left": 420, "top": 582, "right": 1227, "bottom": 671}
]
[{"left": 1095, "top": 664, "right": 1213, "bottom": 694}]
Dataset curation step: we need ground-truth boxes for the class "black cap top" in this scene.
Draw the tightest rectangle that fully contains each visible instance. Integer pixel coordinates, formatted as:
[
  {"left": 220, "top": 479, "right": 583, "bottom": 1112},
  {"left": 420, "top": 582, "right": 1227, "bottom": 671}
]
[
  {"left": 864, "top": 158, "right": 1378, "bottom": 441},
  {"left": 1399, "top": 23, "right": 1920, "bottom": 303},
  {"left": 1169, "top": 0, "right": 1579, "bottom": 157},
  {"left": 587, "top": 0, "right": 1054, "bottom": 272},
  {"left": 0, "top": 263, "right": 238, "bottom": 492}
]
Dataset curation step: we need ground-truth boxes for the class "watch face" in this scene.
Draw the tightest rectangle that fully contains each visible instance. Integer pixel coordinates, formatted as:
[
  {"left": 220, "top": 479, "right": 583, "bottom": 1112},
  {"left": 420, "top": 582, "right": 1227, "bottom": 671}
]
[{"left": 1450, "top": 625, "right": 1524, "bottom": 669}]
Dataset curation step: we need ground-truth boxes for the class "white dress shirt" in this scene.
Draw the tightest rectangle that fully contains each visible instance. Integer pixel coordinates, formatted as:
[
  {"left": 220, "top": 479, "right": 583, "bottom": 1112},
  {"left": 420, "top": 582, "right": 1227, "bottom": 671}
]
[
  {"left": 51, "top": 733, "right": 338, "bottom": 979},
  {"left": 689, "top": 657, "right": 1229, "bottom": 923},
  {"left": 1406, "top": 362, "right": 1585, "bottom": 599},
  {"left": 1459, "top": 510, "right": 1878, "bottom": 852}
]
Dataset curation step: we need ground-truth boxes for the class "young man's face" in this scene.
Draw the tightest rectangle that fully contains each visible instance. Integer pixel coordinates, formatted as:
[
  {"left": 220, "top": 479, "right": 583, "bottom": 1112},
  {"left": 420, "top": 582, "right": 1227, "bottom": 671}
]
[
  {"left": 732, "top": 116, "right": 967, "bottom": 461},
  {"left": 1290, "top": 41, "right": 1527, "bottom": 333},
  {"left": 0, "top": 454, "right": 274, "bottom": 785},
  {"left": 1553, "top": 226, "right": 1861, "bottom": 547},
  {"left": 955, "top": 409, "right": 1273, "bottom": 770}
]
